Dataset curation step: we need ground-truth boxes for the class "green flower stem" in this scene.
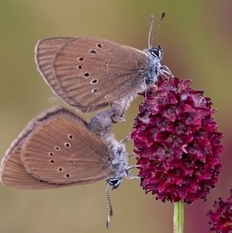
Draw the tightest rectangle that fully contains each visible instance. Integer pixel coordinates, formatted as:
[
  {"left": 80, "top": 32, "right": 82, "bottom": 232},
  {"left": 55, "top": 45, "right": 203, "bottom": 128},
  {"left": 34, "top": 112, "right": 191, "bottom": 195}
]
[{"left": 173, "top": 201, "right": 184, "bottom": 233}]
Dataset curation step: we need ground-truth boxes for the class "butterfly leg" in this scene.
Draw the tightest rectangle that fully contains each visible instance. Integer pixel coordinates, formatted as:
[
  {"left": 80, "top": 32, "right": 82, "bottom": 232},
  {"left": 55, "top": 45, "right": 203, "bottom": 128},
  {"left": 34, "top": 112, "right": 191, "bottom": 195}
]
[
  {"left": 125, "top": 165, "right": 141, "bottom": 180},
  {"left": 119, "top": 135, "right": 131, "bottom": 144}
]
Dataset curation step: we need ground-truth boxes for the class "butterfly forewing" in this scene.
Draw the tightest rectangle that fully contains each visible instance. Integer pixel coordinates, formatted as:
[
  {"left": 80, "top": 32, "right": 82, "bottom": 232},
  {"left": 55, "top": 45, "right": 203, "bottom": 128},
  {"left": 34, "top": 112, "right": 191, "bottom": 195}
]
[
  {"left": 20, "top": 108, "right": 114, "bottom": 185},
  {"left": 35, "top": 37, "right": 148, "bottom": 112}
]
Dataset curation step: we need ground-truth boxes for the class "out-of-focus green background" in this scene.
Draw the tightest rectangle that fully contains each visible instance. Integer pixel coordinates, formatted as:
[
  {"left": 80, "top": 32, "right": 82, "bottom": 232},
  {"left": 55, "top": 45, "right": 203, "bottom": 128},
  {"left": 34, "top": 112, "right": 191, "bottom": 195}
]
[{"left": 1, "top": 1, "right": 231, "bottom": 232}]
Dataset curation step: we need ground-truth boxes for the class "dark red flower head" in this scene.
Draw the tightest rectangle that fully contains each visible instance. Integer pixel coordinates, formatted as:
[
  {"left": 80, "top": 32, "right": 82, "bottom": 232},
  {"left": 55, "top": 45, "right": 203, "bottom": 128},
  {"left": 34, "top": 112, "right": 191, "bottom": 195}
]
[
  {"left": 131, "top": 77, "right": 223, "bottom": 203},
  {"left": 208, "top": 190, "right": 232, "bottom": 232}
]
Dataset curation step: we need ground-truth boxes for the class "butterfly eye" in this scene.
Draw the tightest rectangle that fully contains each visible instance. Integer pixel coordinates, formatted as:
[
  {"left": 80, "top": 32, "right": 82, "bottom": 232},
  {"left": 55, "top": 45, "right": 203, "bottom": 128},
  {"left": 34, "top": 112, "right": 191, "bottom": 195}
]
[
  {"left": 150, "top": 45, "right": 163, "bottom": 58},
  {"left": 151, "top": 48, "right": 159, "bottom": 57},
  {"left": 108, "top": 178, "right": 121, "bottom": 190}
]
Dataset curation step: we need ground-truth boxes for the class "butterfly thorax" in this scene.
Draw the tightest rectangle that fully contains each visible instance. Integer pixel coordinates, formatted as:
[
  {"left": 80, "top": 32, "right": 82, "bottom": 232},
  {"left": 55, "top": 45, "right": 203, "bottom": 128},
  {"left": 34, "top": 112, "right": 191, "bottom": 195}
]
[{"left": 143, "top": 45, "right": 163, "bottom": 85}]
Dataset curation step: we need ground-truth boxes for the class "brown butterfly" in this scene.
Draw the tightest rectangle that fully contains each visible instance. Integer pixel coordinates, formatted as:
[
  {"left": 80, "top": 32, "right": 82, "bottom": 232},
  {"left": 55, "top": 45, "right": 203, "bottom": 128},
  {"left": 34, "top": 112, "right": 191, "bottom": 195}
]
[
  {"left": 35, "top": 13, "right": 170, "bottom": 122},
  {"left": 0, "top": 108, "right": 134, "bottom": 227}
]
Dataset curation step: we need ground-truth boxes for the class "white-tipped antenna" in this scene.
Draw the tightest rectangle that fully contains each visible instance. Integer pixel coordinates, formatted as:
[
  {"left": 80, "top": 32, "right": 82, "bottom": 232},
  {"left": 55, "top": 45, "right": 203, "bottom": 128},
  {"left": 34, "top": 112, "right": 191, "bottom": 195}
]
[
  {"left": 148, "top": 12, "right": 165, "bottom": 48},
  {"left": 105, "top": 182, "right": 113, "bottom": 228}
]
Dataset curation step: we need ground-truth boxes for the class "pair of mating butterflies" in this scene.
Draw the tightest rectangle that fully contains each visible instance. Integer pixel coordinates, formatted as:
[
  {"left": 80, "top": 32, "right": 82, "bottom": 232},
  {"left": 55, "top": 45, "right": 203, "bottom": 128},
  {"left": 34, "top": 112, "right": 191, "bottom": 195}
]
[{"left": 0, "top": 14, "right": 169, "bottom": 227}]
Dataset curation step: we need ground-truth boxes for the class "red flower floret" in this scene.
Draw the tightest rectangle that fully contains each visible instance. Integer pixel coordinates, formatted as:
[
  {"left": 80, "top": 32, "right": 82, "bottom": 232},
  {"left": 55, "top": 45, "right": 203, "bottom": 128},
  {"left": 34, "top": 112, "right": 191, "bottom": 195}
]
[
  {"left": 208, "top": 190, "right": 232, "bottom": 232},
  {"left": 131, "top": 77, "right": 223, "bottom": 203}
]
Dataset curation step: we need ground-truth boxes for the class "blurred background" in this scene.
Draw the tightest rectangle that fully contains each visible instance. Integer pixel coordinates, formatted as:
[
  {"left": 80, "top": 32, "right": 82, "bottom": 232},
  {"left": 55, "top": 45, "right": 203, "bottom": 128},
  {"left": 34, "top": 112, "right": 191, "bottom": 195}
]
[{"left": 0, "top": 1, "right": 231, "bottom": 232}]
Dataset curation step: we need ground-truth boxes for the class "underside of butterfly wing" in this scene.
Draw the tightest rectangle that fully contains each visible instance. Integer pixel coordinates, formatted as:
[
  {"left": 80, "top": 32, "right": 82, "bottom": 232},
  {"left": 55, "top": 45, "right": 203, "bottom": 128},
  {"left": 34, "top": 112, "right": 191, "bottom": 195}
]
[
  {"left": 20, "top": 108, "right": 114, "bottom": 185},
  {"left": 0, "top": 107, "right": 114, "bottom": 189},
  {"left": 35, "top": 37, "right": 148, "bottom": 112}
]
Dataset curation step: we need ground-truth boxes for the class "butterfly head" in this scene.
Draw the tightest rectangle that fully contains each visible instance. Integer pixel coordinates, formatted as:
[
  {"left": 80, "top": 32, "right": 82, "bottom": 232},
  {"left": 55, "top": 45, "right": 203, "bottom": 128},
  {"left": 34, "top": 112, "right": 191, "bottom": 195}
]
[
  {"left": 107, "top": 140, "right": 129, "bottom": 189},
  {"left": 149, "top": 45, "right": 163, "bottom": 60},
  {"left": 143, "top": 45, "right": 163, "bottom": 85}
]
